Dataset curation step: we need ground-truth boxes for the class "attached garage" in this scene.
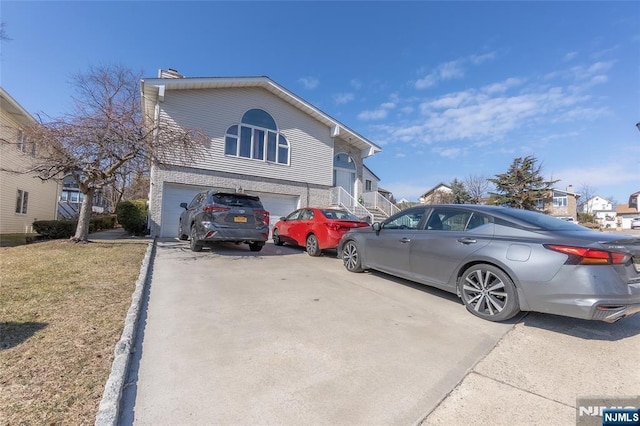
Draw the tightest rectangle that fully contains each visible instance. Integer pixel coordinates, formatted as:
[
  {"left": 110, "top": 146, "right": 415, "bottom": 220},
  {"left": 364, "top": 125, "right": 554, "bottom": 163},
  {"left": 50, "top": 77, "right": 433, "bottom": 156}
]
[
  {"left": 160, "top": 183, "right": 211, "bottom": 238},
  {"left": 159, "top": 183, "right": 299, "bottom": 238},
  {"left": 253, "top": 192, "right": 299, "bottom": 232}
]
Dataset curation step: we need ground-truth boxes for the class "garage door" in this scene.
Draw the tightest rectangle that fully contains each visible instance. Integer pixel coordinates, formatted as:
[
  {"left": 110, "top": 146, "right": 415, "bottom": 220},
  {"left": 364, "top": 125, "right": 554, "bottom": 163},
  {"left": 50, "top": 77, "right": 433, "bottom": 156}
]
[
  {"left": 252, "top": 192, "right": 299, "bottom": 236},
  {"left": 160, "top": 184, "right": 299, "bottom": 239},
  {"left": 160, "top": 183, "right": 213, "bottom": 238}
]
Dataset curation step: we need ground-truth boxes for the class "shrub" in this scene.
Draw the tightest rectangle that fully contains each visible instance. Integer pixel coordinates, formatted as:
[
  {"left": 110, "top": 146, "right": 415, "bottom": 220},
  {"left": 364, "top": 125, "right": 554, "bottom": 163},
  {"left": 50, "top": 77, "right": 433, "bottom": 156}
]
[
  {"left": 116, "top": 200, "right": 148, "bottom": 236},
  {"left": 91, "top": 215, "right": 117, "bottom": 232},
  {"left": 32, "top": 220, "right": 77, "bottom": 239}
]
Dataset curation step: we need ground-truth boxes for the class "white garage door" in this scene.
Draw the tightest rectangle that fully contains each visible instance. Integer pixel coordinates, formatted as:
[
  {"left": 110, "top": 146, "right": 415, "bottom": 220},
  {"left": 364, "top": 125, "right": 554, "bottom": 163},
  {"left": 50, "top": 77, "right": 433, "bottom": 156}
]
[
  {"left": 252, "top": 192, "right": 299, "bottom": 236},
  {"left": 160, "top": 183, "right": 212, "bottom": 238}
]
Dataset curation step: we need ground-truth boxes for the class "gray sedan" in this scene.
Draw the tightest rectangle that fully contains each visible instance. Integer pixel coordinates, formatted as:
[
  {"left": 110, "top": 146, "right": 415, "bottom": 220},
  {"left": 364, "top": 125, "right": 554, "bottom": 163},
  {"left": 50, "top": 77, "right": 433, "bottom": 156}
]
[{"left": 338, "top": 204, "right": 640, "bottom": 322}]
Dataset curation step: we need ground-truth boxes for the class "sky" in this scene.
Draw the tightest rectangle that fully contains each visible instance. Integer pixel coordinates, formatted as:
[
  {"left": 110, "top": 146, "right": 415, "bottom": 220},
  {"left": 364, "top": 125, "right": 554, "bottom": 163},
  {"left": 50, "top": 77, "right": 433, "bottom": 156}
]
[{"left": 2, "top": 1, "right": 639, "bottom": 205}]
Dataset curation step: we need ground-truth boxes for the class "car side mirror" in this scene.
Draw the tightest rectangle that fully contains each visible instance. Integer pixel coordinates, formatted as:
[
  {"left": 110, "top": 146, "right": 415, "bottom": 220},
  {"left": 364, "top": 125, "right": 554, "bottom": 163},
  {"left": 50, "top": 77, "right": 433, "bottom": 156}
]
[
  {"left": 180, "top": 202, "right": 188, "bottom": 209},
  {"left": 279, "top": 216, "right": 286, "bottom": 221},
  {"left": 372, "top": 222, "right": 381, "bottom": 234}
]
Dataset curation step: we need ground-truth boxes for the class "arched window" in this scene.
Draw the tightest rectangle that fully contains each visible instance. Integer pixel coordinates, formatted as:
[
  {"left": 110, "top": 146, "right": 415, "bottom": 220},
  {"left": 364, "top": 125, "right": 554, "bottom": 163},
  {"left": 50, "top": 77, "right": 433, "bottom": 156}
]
[{"left": 224, "top": 109, "right": 289, "bottom": 165}]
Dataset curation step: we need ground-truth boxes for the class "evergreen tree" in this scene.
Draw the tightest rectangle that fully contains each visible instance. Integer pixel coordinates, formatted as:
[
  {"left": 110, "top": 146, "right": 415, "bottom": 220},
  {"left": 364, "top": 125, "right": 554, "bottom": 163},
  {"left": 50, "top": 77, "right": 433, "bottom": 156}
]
[
  {"left": 450, "top": 178, "right": 471, "bottom": 204},
  {"left": 489, "top": 156, "right": 558, "bottom": 210}
]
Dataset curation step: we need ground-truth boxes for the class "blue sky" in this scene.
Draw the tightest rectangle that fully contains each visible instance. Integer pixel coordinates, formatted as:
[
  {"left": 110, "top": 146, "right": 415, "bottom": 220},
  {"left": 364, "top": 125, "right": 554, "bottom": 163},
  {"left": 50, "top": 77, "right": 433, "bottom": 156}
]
[{"left": 2, "top": 1, "right": 639, "bottom": 204}]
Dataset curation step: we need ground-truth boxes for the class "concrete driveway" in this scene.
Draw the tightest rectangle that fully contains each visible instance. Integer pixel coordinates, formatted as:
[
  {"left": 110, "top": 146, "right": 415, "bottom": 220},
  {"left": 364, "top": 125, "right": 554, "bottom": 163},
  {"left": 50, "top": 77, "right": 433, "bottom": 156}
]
[{"left": 119, "top": 240, "right": 516, "bottom": 425}]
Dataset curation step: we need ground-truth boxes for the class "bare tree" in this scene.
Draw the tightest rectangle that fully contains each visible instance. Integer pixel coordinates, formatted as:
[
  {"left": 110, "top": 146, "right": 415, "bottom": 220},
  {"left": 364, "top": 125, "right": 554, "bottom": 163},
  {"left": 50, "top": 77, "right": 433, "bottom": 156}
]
[
  {"left": 21, "top": 64, "right": 207, "bottom": 242},
  {"left": 576, "top": 183, "right": 596, "bottom": 214},
  {"left": 0, "top": 22, "right": 11, "bottom": 41},
  {"left": 464, "top": 174, "right": 490, "bottom": 204}
]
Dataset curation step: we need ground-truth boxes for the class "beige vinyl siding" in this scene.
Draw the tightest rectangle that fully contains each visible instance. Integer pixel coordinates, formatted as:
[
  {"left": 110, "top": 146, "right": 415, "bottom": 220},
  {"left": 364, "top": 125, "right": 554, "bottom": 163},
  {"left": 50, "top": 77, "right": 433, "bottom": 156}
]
[
  {"left": 157, "top": 88, "right": 334, "bottom": 186},
  {"left": 0, "top": 114, "right": 60, "bottom": 234}
]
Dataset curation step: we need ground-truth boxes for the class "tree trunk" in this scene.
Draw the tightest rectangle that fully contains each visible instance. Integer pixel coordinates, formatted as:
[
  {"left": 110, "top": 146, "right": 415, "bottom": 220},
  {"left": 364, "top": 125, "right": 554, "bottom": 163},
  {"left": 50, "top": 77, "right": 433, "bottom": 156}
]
[{"left": 72, "top": 188, "right": 95, "bottom": 242}]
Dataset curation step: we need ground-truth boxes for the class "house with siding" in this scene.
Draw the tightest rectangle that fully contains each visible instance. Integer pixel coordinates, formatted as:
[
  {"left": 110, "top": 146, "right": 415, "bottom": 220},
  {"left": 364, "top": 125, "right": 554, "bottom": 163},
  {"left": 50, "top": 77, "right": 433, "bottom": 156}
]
[
  {"left": 140, "top": 71, "right": 382, "bottom": 238},
  {"left": 0, "top": 87, "right": 60, "bottom": 235},
  {"left": 536, "top": 186, "right": 580, "bottom": 221},
  {"left": 419, "top": 183, "right": 452, "bottom": 204}
]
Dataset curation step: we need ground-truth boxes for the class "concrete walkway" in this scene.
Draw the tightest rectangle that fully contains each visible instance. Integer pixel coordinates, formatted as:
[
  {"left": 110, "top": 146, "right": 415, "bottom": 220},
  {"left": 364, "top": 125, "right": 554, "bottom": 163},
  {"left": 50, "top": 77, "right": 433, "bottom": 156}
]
[{"left": 101, "top": 238, "right": 640, "bottom": 425}]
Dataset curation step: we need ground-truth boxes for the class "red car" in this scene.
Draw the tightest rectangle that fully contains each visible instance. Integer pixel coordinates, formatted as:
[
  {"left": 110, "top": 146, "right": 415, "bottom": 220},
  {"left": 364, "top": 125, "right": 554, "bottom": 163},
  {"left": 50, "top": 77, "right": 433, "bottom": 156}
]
[{"left": 273, "top": 208, "right": 370, "bottom": 256}]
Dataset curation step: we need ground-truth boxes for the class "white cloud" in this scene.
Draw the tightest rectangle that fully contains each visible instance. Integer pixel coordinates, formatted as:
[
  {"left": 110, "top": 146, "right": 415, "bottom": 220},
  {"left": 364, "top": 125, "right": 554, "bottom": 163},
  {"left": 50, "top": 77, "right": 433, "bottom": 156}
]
[
  {"left": 469, "top": 52, "right": 497, "bottom": 65},
  {"left": 414, "top": 52, "right": 496, "bottom": 90},
  {"left": 358, "top": 109, "right": 388, "bottom": 120},
  {"left": 563, "top": 51, "right": 578, "bottom": 62},
  {"left": 350, "top": 79, "right": 363, "bottom": 90},
  {"left": 298, "top": 77, "right": 319, "bottom": 90},
  {"left": 415, "top": 74, "right": 437, "bottom": 89},
  {"left": 482, "top": 77, "right": 525, "bottom": 94},
  {"left": 334, "top": 92, "right": 355, "bottom": 104},
  {"left": 434, "top": 147, "right": 463, "bottom": 158},
  {"left": 438, "top": 60, "right": 465, "bottom": 80}
]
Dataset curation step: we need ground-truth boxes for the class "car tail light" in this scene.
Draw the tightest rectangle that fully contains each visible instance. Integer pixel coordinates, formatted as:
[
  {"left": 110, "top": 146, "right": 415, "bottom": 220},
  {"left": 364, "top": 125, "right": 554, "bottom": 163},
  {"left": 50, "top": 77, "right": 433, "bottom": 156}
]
[
  {"left": 326, "top": 223, "right": 347, "bottom": 232},
  {"left": 326, "top": 222, "right": 366, "bottom": 232},
  {"left": 203, "top": 204, "right": 230, "bottom": 213},
  {"left": 255, "top": 210, "right": 269, "bottom": 227},
  {"left": 544, "top": 244, "right": 630, "bottom": 265}
]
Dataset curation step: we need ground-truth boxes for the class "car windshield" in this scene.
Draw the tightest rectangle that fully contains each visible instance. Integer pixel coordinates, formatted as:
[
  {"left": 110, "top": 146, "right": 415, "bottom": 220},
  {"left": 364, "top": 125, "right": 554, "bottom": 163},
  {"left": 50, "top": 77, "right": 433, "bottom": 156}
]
[
  {"left": 211, "top": 194, "right": 262, "bottom": 209},
  {"left": 499, "top": 208, "right": 585, "bottom": 231},
  {"left": 321, "top": 209, "right": 360, "bottom": 220}
]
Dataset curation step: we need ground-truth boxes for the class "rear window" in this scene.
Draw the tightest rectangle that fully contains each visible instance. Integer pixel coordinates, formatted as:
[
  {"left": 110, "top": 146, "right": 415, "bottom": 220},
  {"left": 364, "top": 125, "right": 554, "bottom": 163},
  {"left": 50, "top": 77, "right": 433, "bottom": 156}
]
[
  {"left": 499, "top": 208, "right": 585, "bottom": 231},
  {"left": 320, "top": 209, "right": 360, "bottom": 220},
  {"left": 210, "top": 193, "right": 263, "bottom": 209}
]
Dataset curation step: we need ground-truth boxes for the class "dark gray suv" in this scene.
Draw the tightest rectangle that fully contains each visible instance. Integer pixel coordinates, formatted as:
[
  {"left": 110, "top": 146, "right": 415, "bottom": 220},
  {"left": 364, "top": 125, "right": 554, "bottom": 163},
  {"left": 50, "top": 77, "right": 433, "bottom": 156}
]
[{"left": 178, "top": 191, "right": 270, "bottom": 252}]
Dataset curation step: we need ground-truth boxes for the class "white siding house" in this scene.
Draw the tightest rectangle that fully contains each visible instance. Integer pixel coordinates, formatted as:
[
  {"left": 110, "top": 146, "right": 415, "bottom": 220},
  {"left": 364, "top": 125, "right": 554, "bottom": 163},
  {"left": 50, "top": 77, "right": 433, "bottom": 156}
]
[
  {"left": 141, "top": 72, "right": 381, "bottom": 238},
  {"left": 0, "top": 88, "right": 60, "bottom": 235}
]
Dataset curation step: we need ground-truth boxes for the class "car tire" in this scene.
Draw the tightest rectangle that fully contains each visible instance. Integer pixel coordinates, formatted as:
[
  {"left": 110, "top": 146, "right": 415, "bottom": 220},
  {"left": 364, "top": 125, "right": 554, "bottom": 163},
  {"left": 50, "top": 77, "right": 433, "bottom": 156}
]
[
  {"left": 273, "top": 229, "right": 284, "bottom": 246},
  {"left": 341, "top": 240, "right": 364, "bottom": 272},
  {"left": 178, "top": 221, "right": 188, "bottom": 241},
  {"left": 458, "top": 264, "right": 519, "bottom": 322},
  {"left": 306, "top": 234, "right": 321, "bottom": 257},
  {"left": 249, "top": 242, "right": 264, "bottom": 252},
  {"left": 189, "top": 225, "right": 203, "bottom": 252}
]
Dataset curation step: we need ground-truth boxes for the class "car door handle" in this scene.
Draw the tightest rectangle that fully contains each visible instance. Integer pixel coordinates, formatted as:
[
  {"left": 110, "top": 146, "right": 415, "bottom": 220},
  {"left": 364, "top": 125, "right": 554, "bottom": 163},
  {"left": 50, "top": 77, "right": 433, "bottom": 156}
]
[
  {"left": 400, "top": 237, "right": 411, "bottom": 243},
  {"left": 458, "top": 237, "right": 477, "bottom": 244}
]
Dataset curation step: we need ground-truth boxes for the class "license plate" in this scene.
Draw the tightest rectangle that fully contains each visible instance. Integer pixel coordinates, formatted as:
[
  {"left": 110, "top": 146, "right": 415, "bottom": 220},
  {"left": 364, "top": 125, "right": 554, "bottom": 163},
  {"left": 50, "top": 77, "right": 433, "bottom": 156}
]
[
  {"left": 234, "top": 216, "right": 247, "bottom": 223},
  {"left": 634, "top": 257, "right": 640, "bottom": 273}
]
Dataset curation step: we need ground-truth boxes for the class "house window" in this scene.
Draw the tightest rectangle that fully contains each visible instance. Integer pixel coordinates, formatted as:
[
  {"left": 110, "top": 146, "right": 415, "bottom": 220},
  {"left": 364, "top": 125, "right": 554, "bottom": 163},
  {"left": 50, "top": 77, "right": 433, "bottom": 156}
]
[
  {"left": 365, "top": 180, "right": 372, "bottom": 191},
  {"left": 17, "top": 129, "right": 26, "bottom": 152},
  {"left": 16, "top": 190, "right": 29, "bottom": 214},
  {"left": 553, "top": 193, "right": 567, "bottom": 207},
  {"left": 224, "top": 109, "right": 290, "bottom": 165},
  {"left": 535, "top": 199, "right": 544, "bottom": 209}
]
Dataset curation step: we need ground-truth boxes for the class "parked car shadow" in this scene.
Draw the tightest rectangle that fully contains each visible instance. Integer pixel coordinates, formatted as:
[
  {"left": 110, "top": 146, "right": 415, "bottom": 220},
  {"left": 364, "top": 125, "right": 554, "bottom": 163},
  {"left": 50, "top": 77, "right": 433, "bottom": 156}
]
[
  {"left": 0, "top": 321, "right": 48, "bottom": 350},
  {"left": 362, "top": 269, "right": 524, "bottom": 325},
  {"left": 157, "top": 239, "right": 304, "bottom": 257},
  {"left": 518, "top": 312, "right": 640, "bottom": 341}
]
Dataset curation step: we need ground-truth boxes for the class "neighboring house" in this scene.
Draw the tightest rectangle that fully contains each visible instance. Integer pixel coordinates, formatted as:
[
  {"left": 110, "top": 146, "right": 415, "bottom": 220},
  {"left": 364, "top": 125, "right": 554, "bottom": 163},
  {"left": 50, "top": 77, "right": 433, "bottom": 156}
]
[
  {"left": 536, "top": 186, "right": 580, "bottom": 221},
  {"left": 628, "top": 191, "right": 639, "bottom": 211},
  {"left": 0, "top": 87, "right": 60, "bottom": 234},
  {"left": 57, "top": 175, "right": 109, "bottom": 219},
  {"left": 582, "top": 195, "right": 613, "bottom": 213},
  {"left": 362, "top": 165, "right": 379, "bottom": 195},
  {"left": 361, "top": 165, "right": 398, "bottom": 220},
  {"left": 140, "top": 71, "right": 382, "bottom": 238},
  {"left": 616, "top": 203, "right": 639, "bottom": 229},
  {"left": 419, "top": 183, "right": 452, "bottom": 204},
  {"left": 582, "top": 195, "right": 616, "bottom": 228}
]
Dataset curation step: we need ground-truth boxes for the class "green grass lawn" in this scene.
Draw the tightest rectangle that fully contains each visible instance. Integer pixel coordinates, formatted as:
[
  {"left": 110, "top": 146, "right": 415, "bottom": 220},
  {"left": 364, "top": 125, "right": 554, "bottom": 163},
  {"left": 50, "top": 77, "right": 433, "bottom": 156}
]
[{"left": 0, "top": 239, "right": 148, "bottom": 424}]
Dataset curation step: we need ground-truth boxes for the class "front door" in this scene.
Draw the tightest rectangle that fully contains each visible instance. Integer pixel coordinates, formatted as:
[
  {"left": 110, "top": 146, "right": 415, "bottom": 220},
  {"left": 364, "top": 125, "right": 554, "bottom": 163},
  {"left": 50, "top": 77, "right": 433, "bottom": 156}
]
[{"left": 333, "top": 153, "right": 356, "bottom": 200}]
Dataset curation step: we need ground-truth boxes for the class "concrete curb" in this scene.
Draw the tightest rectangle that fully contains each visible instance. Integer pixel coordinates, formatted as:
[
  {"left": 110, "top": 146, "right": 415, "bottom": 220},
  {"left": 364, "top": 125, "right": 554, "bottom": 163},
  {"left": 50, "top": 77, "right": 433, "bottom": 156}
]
[{"left": 95, "top": 238, "right": 156, "bottom": 426}]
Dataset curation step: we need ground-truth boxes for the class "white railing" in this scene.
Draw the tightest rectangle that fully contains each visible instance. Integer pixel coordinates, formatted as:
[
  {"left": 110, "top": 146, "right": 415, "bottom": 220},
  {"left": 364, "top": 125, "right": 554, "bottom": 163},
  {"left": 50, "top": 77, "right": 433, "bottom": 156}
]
[
  {"left": 362, "top": 191, "right": 400, "bottom": 218},
  {"left": 330, "top": 187, "right": 374, "bottom": 223}
]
